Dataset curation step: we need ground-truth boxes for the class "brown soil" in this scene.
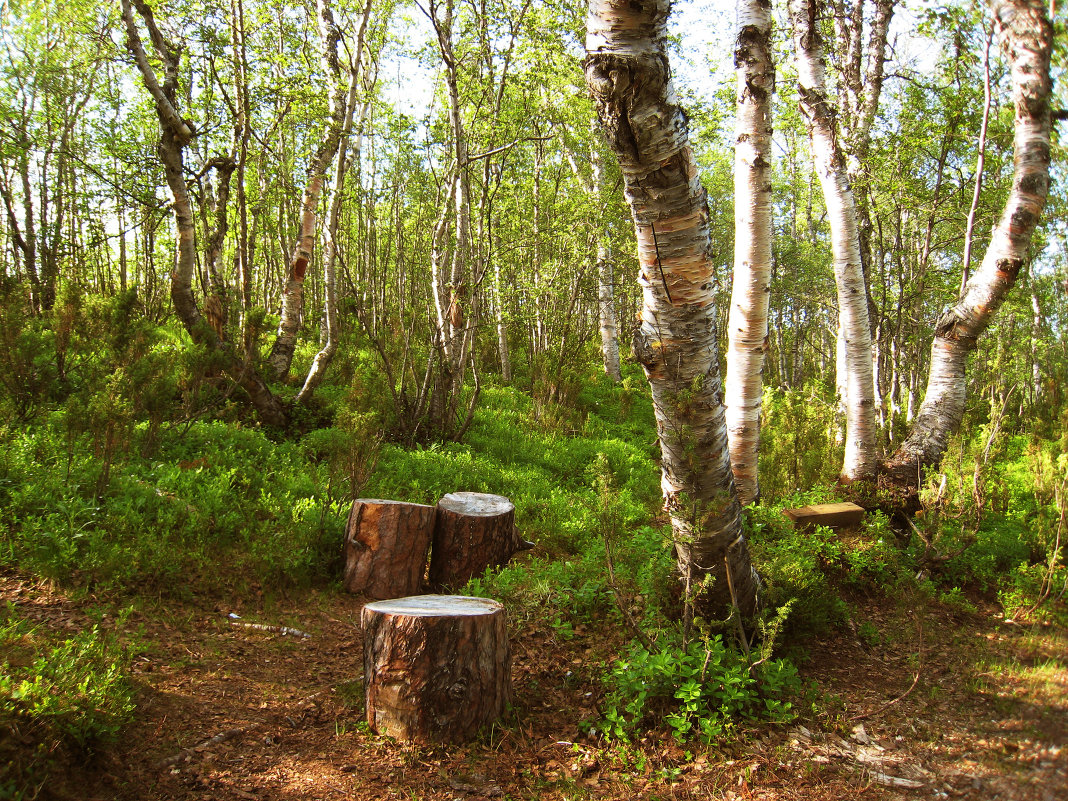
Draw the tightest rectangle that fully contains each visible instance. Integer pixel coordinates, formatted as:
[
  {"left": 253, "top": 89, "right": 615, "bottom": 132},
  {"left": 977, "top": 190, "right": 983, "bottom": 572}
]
[{"left": 3, "top": 570, "right": 1065, "bottom": 801}]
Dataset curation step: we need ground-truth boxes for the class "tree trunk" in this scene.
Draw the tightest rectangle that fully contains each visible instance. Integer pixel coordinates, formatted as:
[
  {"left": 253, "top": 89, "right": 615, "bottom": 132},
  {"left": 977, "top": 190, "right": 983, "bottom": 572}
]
[
  {"left": 585, "top": 0, "right": 760, "bottom": 620},
  {"left": 428, "top": 492, "right": 528, "bottom": 589},
  {"left": 296, "top": 0, "right": 376, "bottom": 403},
  {"left": 596, "top": 240, "right": 623, "bottom": 383},
  {"left": 121, "top": 0, "right": 287, "bottom": 427},
  {"left": 883, "top": 0, "right": 1052, "bottom": 490},
  {"left": 788, "top": 0, "right": 879, "bottom": 483},
  {"left": 726, "top": 0, "right": 774, "bottom": 506},
  {"left": 343, "top": 500, "right": 437, "bottom": 599},
  {"left": 362, "top": 595, "right": 510, "bottom": 744},
  {"left": 267, "top": 0, "right": 351, "bottom": 381}
]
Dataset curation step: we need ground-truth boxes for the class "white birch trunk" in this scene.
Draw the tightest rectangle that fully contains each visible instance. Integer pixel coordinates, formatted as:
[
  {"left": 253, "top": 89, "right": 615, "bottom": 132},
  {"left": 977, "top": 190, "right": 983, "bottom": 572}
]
[
  {"left": 268, "top": 0, "right": 353, "bottom": 381},
  {"left": 586, "top": 0, "right": 759, "bottom": 619},
  {"left": 788, "top": 0, "right": 879, "bottom": 482},
  {"left": 597, "top": 240, "right": 623, "bottom": 383},
  {"left": 884, "top": 0, "right": 1052, "bottom": 489},
  {"left": 726, "top": 0, "right": 774, "bottom": 505}
]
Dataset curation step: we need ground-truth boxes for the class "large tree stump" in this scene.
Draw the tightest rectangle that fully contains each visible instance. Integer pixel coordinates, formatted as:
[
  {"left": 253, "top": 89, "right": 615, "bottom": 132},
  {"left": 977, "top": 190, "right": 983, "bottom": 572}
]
[
  {"left": 428, "top": 492, "right": 530, "bottom": 588},
  {"left": 344, "top": 499, "right": 437, "bottom": 599},
  {"left": 362, "top": 595, "right": 510, "bottom": 743}
]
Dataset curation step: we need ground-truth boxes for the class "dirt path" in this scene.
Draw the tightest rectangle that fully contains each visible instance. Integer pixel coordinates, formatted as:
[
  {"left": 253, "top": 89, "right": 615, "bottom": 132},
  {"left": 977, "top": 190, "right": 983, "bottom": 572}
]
[{"left": 3, "top": 572, "right": 1065, "bottom": 800}]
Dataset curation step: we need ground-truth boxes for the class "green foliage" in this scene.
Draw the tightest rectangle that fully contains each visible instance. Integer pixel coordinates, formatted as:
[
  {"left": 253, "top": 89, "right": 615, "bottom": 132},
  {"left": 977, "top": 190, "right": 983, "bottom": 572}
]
[
  {"left": 758, "top": 385, "right": 842, "bottom": 502},
  {"left": 1, "top": 604, "right": 136, "bottom": 795},
  {"left": 0, "top": 418, "right": 346, "bottom": 594},
  {"left": 600, "top": 633, "right": 800, "bottom": 744},
  {"left": 0, "top": 281, "right": 58, "bottom": 422}
]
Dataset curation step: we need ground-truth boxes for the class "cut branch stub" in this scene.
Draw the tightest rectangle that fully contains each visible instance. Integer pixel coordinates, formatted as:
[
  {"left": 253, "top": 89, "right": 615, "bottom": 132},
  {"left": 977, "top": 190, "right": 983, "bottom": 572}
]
[
  {"left": 362, "top": 595, "right": 510, "bottom": 744},
  {"left": 343, "top": 499, "right": 436, "bottom": 600},
  {"left": 428, "top": 492, "right": 530, "bottom": 589}
]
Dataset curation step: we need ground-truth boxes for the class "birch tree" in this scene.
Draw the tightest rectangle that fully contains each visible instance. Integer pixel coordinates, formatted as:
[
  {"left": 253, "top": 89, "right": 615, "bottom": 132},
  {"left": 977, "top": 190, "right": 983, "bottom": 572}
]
[
  {"left": 267, "top": 0, "right": 358, "bottom": 381},
  {"left": 787, "top": 0, "right": 879, "bottom": 482},
  {"left": 725, "top": 0, "right": 774, "bottom": 505},
  {"left": 121, "top": 0, "right": 286, "bottom": 426},
  {"left": 883, "top": 0, "right": 1053, "bottom": 490},
  {"left": 585, "top": 0, "right": 760, "bottom": 619}
]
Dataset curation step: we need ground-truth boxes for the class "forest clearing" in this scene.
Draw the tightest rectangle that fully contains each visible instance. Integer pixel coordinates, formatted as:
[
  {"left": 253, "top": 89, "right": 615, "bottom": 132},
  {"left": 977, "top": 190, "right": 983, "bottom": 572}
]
[{"left": 1, "top": 0, "right": 1067, "bottom": 798}]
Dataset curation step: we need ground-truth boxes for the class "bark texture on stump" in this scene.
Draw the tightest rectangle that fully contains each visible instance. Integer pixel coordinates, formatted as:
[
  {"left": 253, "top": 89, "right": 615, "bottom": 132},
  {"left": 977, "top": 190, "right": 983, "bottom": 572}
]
[
  {"left": 428, "top": 492, "right": 526, "bottom": 588},
  {"left": 362, "top": 595, "right": 510, "bottom": 743},
  {"left": 344, "top": 499, "right": 436, "bottom": 599}
]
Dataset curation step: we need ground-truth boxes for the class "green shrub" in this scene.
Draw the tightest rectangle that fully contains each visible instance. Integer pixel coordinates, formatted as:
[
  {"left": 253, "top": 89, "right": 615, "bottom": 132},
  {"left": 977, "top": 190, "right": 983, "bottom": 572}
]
[
  {"left": 1, "top": 604, "right": 137, "bottom": 795},
  {"left": 600, "top": 633, "right": 800, "bottom": 743}
]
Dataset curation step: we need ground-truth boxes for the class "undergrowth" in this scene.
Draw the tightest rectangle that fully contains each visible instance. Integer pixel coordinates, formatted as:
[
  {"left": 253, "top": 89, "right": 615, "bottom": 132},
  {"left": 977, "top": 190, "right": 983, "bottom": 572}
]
[{"left": 0, "top": 603, "right": 136, "bottom": 798}]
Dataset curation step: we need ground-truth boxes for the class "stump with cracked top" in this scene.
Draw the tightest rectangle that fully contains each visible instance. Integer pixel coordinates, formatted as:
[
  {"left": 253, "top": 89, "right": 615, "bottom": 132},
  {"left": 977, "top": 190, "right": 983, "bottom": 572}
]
[
  {"left": 428, "top": 492, "right": 532, "bottom": 589},
  {"left": 362, "top": 595, "right": 510, "bottom": 743},
  {"left": 343, "top": 499, "right": 437, "bottom": 599}
]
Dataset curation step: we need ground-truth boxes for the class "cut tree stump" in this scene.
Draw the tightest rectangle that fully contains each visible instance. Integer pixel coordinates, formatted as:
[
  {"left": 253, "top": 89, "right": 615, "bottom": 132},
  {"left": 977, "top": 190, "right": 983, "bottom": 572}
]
[
  {"left": 428, "top": 492, "right": 532, "bottom": 588},
  {"left": 343, "top": 499, "right": 437, "bottom": 599},
  {"left": 782, "top": 501, "right": 865, "bottom": 529},
  {"left": 362, "top": 595, "right": 510, "bottom": 743}
]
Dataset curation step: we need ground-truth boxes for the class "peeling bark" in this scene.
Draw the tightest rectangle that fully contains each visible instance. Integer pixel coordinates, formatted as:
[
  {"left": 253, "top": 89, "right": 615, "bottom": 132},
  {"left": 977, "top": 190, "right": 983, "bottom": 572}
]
[
  {"left": 883, "top": 0, "right": 1052, "bottom": 490},
  {"left": 585, "top": 0, "right": 759, "bottom": 619},
  {"left": 788, "top": 0, "right": 879, "bottom": 482},
  {"left": 726, "top": 0, "right": 774, "bottom": 505}
]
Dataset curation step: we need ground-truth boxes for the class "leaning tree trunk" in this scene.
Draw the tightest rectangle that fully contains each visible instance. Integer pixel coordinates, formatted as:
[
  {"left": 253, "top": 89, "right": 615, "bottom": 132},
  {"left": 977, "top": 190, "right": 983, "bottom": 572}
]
[
  {"left": 121, "top": 0, "right": 286, "bottom": 426},
  {"left": 585, "top": 0, "right": 760, "bottom": 619},
  {"left": 883, "top": 0, "right": 1052, "bottom": 491},
  {"left": 788, "top": 0, "right": 879, "bottom": 483},
  {"left": 726, "top": 0, "right": 774, "bottom": 506},
  {"left": 267, "top": 0, "right": 351, "bottom": 381},
  {"left": 296, "top": 0, "right": 376, "bottom": 404}
]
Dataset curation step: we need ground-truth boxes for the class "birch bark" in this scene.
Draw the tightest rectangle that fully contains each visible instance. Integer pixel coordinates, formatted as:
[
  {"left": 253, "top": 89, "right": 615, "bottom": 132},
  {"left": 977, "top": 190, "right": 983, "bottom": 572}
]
[
  {"left": 585, "top": 0, "right": 759, "bottom": 618},
  {"left": 267, "top": 0, "right": 352, "bottom": 381},
  {"left": 883, "top": 0, "right": 1053, "bottom": 490},
  {"left": 788, "top": 0, "right": 879, "bottom": 482},
  {"left": 726, "top": 0, "right": 774, "bottom": 505}
]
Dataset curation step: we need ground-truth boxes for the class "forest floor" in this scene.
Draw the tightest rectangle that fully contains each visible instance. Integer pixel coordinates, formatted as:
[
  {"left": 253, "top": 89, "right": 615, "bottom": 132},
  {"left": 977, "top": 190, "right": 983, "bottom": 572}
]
[{"left": 3, "top": 568, "right": 1065, "bottom": 801}]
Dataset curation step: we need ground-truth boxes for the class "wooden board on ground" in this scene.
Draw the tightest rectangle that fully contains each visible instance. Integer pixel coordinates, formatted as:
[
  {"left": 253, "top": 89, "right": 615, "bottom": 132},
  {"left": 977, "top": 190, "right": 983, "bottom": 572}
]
[
  {"left": 362, "top": 595, "right": 510, "bottom": 744},
  {"left": 782, "top": 501, "right": 866, "bottom": 529}
]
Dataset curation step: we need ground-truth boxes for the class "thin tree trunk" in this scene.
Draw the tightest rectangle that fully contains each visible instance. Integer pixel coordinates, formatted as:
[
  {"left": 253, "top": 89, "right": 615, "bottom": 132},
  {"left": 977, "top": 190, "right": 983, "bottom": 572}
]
[
  {"left": 267, "top": 0, "right": 352, "bottom": 380},
  {"left": 788, "top": 0, "right": 879, "bottom": 482},
  {"left": 295, "top": 0, "right": 375, "bottom": 403},
  {"left": 883, "top": 0, "right": 1052, "bottom": 490},
  {"left": 596, "top": 239, "right": 622, "bottom": 383},
  {"left": 961, "top": 20, "right": 996, "bottom": 296},
  {"left": 230, "top": 0, "right": 253, "bottom": 353},
  {"left": 585, "top": 0, "right": 759, "bottom": 620},
  {"left": 726, "top": 0, "right": 774, "bottom": 505}
]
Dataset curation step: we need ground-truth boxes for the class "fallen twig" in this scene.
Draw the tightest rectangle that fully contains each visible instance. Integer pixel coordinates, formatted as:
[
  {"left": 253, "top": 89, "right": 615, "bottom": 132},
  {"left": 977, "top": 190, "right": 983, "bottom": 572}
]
[
  {"left": 867, "top": 769, "right": 924, "bottom": 789},
  {"left": 227, "top": 615, "right": 311, "bottom": 639},
  {"left": 602, "top": 530, "right": 655, "bottom": 652},
  {"left": 155, "top": 722, "right": 262, "bottom": 769}
]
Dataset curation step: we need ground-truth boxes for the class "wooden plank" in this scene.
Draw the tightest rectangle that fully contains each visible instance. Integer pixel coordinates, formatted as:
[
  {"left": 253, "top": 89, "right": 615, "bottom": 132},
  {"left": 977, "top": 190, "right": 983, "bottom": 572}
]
[{"left": 782, "top": 501, "right": 865, "bottom": 528}]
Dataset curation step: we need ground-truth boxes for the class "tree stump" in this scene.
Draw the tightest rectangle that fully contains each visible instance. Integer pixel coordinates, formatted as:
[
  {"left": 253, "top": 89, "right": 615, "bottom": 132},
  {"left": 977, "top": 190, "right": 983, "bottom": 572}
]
[
  {"left": 362, "top": 595, "right": 510, "bottom": 743},
  {"left": 428, "top": 492, "right": 531, "bottom": 589},
  {"left": 344, "top": 499, "right": 437, "bottom": 599}
]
